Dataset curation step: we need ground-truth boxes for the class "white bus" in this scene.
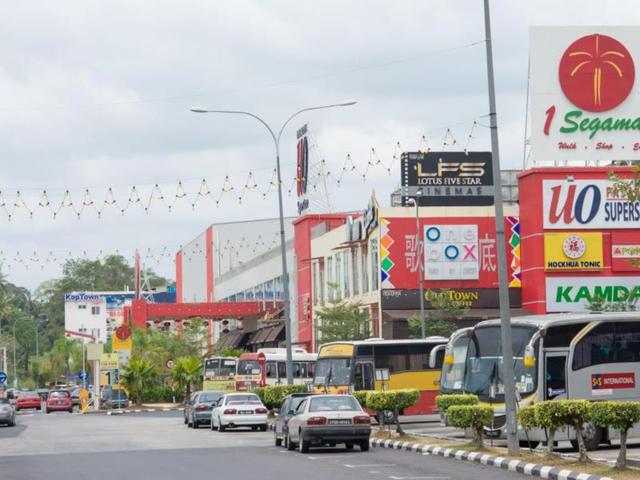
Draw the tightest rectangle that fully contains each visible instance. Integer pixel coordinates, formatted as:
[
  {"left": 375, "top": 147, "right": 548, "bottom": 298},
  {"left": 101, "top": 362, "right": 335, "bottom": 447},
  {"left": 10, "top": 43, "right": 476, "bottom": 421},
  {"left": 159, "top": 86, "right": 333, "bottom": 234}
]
[
  {"left": 436, "top": 313, "right": 640, "bottom": 450},
  {"left": 236, "top": 348, "right": 317, "bottom": 391}
]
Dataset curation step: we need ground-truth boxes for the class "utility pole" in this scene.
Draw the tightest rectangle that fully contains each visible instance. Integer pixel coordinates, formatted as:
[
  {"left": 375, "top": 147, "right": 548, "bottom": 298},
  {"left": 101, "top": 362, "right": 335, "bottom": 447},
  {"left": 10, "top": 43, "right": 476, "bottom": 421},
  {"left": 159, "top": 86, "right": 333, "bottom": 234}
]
[
  {"left": 483, "top": 0, "right": 519, "bottom": 456},
  {"left": 12, "top": 321, "right": 18, "bottom": 389}
]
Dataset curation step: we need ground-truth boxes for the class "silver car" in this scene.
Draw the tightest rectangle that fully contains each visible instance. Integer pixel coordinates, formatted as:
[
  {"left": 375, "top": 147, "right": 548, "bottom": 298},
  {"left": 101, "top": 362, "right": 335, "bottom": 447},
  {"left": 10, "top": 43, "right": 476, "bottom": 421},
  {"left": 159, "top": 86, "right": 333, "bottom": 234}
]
[
  {"left": 0, "top": 398, "right": 16, "bottom": 427},
  {"left": 285, "top": 395, "right": 371, "bottom": 453}
]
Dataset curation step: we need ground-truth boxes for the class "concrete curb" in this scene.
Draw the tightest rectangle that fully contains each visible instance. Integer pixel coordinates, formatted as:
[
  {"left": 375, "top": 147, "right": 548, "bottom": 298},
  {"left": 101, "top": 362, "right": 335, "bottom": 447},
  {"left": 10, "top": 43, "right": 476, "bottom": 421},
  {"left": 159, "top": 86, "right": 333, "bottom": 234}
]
[
  {"left": 369, "top": 438, "right": 613, "bottom": 480},
  {"left": 100, "top": 407, "right": 182, "bottom": 415}
]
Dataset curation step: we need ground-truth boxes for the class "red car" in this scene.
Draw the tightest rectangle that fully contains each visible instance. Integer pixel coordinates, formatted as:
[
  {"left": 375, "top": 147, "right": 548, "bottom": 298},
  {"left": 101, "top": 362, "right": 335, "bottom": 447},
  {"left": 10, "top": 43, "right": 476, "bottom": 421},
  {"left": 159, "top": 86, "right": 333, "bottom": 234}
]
[
  {"left": 45, "top": 390, "right": 73, "bottom": 413},
  {"left": 16, "top": 391, "right": 42, "bottom": 411}
]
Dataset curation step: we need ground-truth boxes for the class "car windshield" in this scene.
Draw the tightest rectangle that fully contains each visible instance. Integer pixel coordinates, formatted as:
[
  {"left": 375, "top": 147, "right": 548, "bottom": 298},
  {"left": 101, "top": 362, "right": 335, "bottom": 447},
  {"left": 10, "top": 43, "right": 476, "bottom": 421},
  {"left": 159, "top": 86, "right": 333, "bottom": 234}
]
[
  {"left": 313, "top": 358, "right": 352, "bottom": 386},
  {"left": 200, "top": 392, "right": 223, "bottom": 403},
  {"left": 309, "top": 396, "right": 359, "bottom": 412},
  {"left": 463, "top": 326, "right": 537, "bottom": 402},
  {"left": 227, "top": 395, "right": 260, "bottom": 405},
  {"left": 50, "top": 391, "right": 70, "bottom": 398},
  {"left": 440, "top": 336, "right": 470, "bottom": 394},
  {"left": 20, "top": 391, "right": 37, "bottom": 397},
  {"left": 112, "top": 390, "right": 127, "bottom": 399},
  {"left": 0, "top": 398, "right": 9, "bottom": 404}
]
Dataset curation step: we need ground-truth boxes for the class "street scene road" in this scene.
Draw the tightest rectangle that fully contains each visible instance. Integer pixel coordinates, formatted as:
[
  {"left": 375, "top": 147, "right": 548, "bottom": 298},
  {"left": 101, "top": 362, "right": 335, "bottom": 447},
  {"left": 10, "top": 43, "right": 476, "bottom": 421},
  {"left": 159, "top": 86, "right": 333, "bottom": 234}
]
[{"left": 0, "top": 411, "right": 532, "bottom": 480}]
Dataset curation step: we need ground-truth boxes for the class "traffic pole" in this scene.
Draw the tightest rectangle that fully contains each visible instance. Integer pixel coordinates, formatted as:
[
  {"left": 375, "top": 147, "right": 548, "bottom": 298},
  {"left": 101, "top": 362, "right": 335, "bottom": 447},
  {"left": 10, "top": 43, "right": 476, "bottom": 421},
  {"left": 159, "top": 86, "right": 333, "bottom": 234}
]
[{"left": 483, "top": 0, "right": 519, "bottom": 456}]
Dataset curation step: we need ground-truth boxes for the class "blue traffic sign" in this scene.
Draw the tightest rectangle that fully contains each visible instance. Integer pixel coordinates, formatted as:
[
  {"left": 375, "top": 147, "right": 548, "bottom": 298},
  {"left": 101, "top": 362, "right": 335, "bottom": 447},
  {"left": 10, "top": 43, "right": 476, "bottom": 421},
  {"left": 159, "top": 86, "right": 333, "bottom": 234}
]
[
  {"left": 78, "top": 371, "right": 89, "bottom": 381},
  {"left": 0, "top": 372, "right": 7, "bottom": 384}
]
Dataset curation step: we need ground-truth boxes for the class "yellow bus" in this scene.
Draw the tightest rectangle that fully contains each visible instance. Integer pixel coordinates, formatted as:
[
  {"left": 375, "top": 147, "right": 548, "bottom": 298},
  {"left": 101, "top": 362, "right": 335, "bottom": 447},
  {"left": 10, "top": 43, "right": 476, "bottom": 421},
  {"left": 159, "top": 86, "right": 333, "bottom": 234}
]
[
  {"left": 312, "top": 338, "right": 447, "bottom": 415},
  {"left": 203, "top": 356, "right": 237, "bottom": 392}
]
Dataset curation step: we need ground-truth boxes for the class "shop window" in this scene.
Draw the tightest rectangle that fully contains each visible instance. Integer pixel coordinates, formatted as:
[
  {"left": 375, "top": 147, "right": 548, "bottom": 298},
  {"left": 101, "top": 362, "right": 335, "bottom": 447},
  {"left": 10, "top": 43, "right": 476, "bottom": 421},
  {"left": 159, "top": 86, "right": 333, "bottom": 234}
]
[{"left": 91, "top": 306, "right": 100, "bottom": 315}]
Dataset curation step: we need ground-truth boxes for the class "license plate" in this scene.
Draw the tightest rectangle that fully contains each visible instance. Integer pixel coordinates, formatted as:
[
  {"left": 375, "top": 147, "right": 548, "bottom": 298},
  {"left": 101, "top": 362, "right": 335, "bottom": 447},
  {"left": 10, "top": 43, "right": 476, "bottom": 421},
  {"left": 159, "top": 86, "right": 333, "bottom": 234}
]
[
  {"left": 239, "top": 410, "right": 253, "bottom": 415},
  {"left": 328, "top": 419, "right": 351, "bottom": 425}
]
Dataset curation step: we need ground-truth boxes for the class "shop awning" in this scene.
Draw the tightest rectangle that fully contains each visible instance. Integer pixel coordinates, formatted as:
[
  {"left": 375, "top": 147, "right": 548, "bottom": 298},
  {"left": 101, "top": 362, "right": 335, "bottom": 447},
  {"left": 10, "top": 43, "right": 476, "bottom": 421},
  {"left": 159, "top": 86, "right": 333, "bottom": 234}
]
[
  {"left": 216, "top": 330, "right": 249, "bottom": 349},
  {"left": 247, "top": 322, "right": 285, "bottom": 346}
]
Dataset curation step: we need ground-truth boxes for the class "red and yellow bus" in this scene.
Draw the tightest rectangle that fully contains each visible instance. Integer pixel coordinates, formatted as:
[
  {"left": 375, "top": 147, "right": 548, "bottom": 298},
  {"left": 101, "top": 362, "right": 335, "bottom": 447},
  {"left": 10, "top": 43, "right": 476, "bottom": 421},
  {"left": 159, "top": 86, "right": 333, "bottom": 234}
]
[{"left": 312, "top": 338, "right": 447, "bottom": 415}]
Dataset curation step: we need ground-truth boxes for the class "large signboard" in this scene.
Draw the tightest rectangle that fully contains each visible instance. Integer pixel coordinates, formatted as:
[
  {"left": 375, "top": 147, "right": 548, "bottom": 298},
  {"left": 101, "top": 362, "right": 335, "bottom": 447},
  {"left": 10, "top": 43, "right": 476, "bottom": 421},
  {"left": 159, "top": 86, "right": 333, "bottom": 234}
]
[
  {"left": 530, "top": 27, "right": 640, "bottom": 163},
  {"left": 546, "top": 276, "right": 640, "bottom": 312},
  {"left": 424, "top": 224, "right": 479, "bottom": 280},
  {"left": 543, "top": 179, "right": 640, "bottom": 229},
  {"left": 296, "top": 124, "right": 309, "bottom": 215},
  {"left": 379, "top": 216, "right": 521, "bottom": 289},
  {"left": 544, "top": 232, "right": 603, "bottom": 270},
  {"left": 400, "top": 152, "right": 494, "bottom": 206},
  {"left": 381, "top": 288, "right": 521, "bottom": 310}
]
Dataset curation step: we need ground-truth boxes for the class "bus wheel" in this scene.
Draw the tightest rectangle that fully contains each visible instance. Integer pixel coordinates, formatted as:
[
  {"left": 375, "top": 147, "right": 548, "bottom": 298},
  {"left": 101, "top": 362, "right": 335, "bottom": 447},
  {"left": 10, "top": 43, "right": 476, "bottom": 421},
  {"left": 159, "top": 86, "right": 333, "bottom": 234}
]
[
  {"left": 571, "top": 423, "right": 602, "bottom": 452},
  {"left": 519, "top": 440, "right": 539, "bottom": 450}
]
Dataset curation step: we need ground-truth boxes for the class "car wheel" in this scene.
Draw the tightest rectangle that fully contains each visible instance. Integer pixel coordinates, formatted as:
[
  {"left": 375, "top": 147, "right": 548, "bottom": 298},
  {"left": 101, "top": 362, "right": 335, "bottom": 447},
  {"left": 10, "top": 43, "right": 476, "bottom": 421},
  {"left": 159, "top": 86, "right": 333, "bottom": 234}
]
[
  {"left": 359, "top": 440, "right": 370, "bottom": 452},
  {"left": 68, "top": 409, "right": 73, "bottom": 413},
  {"left": 211, "top": 420, "right": 217, "bottom": 431},
  {"left": 345, "top": 442, "right": 354, "bottom": 451},
  {"left": 286, "top": 433, "right": 295, "bottom": 451},
  {"left": 298, "top": 435, "right": 310, "bottom": 454},
  {"left": 260, "top": 424, "right": 268, "bottom": 432},
  {"left": 571, "top": 423, "right": 602, "bottom": 451},
  {"left": 251, "top": 426, "right": 257, "bottom": 431},
  {"left": 193, "top": 421, "right": 199, "bottom": 429},
  {"left": 219, "top": 421, "right": 226, "bottom": 432},
  {"left": 274, "top": 432, "right": 282, "bottom": 446},
  {"left": 184, "top": 415, "right": 188, "bottom": 425}
]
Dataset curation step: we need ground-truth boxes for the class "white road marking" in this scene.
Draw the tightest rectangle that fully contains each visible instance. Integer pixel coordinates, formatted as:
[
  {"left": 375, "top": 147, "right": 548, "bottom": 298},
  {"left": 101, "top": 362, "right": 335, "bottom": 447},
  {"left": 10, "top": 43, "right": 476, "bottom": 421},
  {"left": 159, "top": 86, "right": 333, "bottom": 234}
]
[
  {"left": 308, "top": 455, "right": 357, "bottom": 460},
  {"left": 389, "top": 477, "right": 450, "bottom": 480},
  {"left": 344, "top": 464, "right": 396, "bottom": 468}
]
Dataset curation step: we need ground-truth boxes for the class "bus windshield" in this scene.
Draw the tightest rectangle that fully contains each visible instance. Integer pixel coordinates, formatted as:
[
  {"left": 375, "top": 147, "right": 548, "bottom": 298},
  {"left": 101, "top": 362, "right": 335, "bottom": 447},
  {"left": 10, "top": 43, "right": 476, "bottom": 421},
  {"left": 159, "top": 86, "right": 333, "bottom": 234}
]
[
  {"left": 463, "top": 326, "right": 537, "bottom": 401},
  {"left": 313, "top": 357, "right": 352, "bottom": 386},
  {"left": 440, "top": 336, "right": 470, "bottom": 394},
  {"left": 205, "top": 358, "right": 237, "bottom": 377}
]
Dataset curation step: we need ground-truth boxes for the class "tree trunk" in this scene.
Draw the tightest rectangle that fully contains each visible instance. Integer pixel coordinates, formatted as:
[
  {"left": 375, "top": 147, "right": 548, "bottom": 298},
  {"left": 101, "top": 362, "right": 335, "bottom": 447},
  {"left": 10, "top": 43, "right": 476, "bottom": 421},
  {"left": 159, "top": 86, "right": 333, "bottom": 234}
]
[
  {"left": 546, "top": 428, "right": 555, "bottom": 457},
  {"left": 474, "top": 427, "right": 484, "bottom": 447},
  {"left": 573, "top": 422, "right": 590, "bottom": 462},
  {"left": 394, "top": 409, "right": 404, "bottom": 435},
  {"left": 616, "top": 429, "right": 627, "bottom": 469}
]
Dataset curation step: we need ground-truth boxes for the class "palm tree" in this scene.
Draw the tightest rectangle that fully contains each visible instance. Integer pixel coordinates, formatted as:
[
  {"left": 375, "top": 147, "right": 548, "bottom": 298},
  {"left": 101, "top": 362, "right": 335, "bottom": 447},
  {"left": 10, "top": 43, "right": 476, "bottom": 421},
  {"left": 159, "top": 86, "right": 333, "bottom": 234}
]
[
  {"left": 172, "top": 356, "right": 202, "bottom": 402},
  {"left": 121, "top": 358, "right": 157, "bottom": 406}
]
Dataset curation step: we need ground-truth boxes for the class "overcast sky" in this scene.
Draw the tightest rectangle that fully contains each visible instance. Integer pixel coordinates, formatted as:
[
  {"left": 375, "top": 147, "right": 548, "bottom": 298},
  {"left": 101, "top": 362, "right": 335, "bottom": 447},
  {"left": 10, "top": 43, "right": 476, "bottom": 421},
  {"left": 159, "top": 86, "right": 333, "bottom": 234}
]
[{"left": 0, "top": 0, "right": 637, "bottom": 290}]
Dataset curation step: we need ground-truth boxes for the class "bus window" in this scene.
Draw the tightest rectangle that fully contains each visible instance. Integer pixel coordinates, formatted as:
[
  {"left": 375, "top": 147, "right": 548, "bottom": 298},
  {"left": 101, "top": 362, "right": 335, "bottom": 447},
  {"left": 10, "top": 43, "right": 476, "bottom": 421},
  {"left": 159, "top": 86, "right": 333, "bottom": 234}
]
[
  {"left": 572, "top": 322, "right": 640, "bottom": 370},
  {"left": 408, "top": 344, "right": 430, "bottom": 370},
  {"left": 265, "top": 361, "right": 277, "bottom": 378},
  {"left": 374, "top": 344, "right": 409, "bottom": 372},
  {"left": 277, "top": 361, "right": 287, "bottom": 380},
  {"left": 354, "top": 362, "right": 374, "bottom": 390},
  {"left": 307, "top": 362, "right": 315, "bottom": 378}
]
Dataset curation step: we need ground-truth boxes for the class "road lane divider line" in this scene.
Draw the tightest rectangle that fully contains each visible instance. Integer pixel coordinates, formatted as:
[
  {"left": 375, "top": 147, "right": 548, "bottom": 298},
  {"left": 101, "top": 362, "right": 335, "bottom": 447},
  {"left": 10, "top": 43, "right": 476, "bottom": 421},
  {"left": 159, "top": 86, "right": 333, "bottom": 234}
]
[{"left": 344, "top": 464, "right": 396, "bottom": 468}]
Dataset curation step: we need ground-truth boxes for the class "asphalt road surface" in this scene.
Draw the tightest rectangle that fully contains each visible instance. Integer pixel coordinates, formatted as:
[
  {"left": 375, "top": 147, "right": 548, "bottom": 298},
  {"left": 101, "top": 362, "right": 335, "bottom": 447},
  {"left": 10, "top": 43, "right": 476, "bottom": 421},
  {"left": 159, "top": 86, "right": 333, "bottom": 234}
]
[{"left": 0, "top": 409, "right": 537, "bottom": 480}]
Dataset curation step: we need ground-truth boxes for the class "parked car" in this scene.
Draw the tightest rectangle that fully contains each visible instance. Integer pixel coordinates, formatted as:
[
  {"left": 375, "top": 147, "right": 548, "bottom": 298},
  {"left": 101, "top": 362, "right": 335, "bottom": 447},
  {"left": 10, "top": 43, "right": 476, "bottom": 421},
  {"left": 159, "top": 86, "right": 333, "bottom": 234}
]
[
  {"left": 70, "top": 387, "right": 80, "bottom": 406},
  {"left": 188, "top": 391, "right": 224, "bottom": 429},
  {"left": 183, "top": 392, "right": 198, "bottom": 424},
  {"left": 45, "top": 390, "right": 73, "bottom": 413},
  {"left": 16, "top": 391, "right": 42, "bottom": 411},
  {"left": 285, "top": 394, "right": 371, "bottom": 453},
  {"left": 0, "top": 398, "right": 16, "bottom": 426},
  {"left": 211, "top": 393, "right": 268, "bottom": 432},
  {"left": 273, "top": 393, "right": 314, "bottom": 447},
  {"left": 101, "top": 389, "right": 129, "bottom": 409}
]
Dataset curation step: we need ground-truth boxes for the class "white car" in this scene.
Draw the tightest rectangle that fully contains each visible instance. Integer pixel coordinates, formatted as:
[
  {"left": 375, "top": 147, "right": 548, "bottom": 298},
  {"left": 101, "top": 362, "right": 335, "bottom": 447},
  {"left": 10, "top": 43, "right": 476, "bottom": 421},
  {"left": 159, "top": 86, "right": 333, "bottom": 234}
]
[
  {"left": 285, "top": 394, "right": 371, "bottom": 453},
  {"left": 211, "top": 393, "right": 268, "bottom": 432}
]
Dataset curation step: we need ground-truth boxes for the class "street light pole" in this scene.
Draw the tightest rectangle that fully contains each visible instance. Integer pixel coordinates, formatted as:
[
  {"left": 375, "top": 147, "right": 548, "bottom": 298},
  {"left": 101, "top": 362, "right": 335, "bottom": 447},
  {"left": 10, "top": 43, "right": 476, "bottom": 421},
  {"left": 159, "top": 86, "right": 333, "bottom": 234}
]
[
  {"left": 12, "top": 320, "right": 18, "bottom": 389},
  {"left": 191, "top": 101, "right": 357, "bottom": 385},
  {"left": 408, "top": 190, "right": 426, "bottom": 338},
  {"left": 483, "top": 0, "right": 519, "bottom": 455}
]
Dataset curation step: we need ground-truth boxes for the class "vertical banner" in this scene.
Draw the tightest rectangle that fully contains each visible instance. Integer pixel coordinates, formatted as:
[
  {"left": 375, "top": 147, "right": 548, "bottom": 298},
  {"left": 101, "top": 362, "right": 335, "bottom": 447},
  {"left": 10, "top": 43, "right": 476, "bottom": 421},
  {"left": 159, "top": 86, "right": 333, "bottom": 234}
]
[
  {"left": 134, "top": 249, "right": 141, "bottom": 300},
  {"left": 296, "top": 124, "right": 309, "bottom": 215}
]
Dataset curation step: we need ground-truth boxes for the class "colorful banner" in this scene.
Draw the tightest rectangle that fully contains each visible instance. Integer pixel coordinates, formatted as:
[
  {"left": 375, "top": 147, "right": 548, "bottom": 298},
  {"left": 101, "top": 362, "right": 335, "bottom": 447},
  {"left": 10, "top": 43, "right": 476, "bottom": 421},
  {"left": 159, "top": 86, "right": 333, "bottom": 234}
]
[
  {"left": 544, "top": 232, "right": 603, "bottom": 270},
  {"left": 611, "top": 231, "right": 640, "bottom": 272}
]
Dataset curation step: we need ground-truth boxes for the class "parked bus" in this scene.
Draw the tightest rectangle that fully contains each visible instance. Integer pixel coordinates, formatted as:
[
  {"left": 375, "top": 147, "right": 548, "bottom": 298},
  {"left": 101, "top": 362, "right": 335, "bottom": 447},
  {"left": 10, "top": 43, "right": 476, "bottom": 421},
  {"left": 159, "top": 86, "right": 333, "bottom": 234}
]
[
  {"left": 436, "top": 313, "right": 640, "bottom": 449},
  {"left": 312, "top": 338, "right": 448, "bottom": 415},
  {"left": 203, "top": 356, "right": 237, "bottom": 392},
  {"left": 236, "top": 348, "right": 317, "bottom": 391}
]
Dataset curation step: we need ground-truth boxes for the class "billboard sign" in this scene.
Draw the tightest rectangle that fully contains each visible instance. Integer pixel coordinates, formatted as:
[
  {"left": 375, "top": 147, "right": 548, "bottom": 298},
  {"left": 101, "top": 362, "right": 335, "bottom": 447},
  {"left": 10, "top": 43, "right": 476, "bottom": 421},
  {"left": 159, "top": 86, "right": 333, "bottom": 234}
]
[
  {"left": 400, "top": 152, "right": 494, "bottom": 206},
  {"left": 546, "top": 276, "right": 640, "bottom": 312},
  {"left": 543, "top": 179, "right": 640, "bottom": 229},
  {"left": 296, "top": 124, "right": 309, "bottom": 215},
  {"left": 611, "top": 231, "right": 640, "bottom": 272},
  {"left": 424, "top": 224, "right": 479, "bottom": 280},
  {"left": 380, "top": 288, "right": 521, "bottom": 310},
  {"left": 543, "top": 232, "right": 603, "bottom": 270},
  {"left": 530, "top": 27, "right": 640, "bottom": 163}
]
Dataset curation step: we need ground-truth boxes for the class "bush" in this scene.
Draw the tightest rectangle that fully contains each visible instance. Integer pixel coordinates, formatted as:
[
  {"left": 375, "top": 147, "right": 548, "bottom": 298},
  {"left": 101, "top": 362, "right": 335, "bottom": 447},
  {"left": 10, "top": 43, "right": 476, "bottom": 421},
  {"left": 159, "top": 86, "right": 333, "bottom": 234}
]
[
  {"left": 447, "top": 405, "right": 494, "bottom": 446},
  {"left": 142, "top": 384, "right": 182, "bottom": 403},
  {"left": 250, "top": 385, "right": 309, "bottom": 410},
  {"left": 591, "top": 401, "right": 640, "bottom": 468},
  {"left": 367, "top": 389, "right": 420, "bottom": 434},
  {"left": 517, "top": 405, "right": 538, "bottom": 431},
  {"left": 352, "top": 390, "right": 374, "bottom": 409},
  {"left": 435, "top": 394, "right": 478, "bottom": 413},
  {"left": 533, "top": 400, "right": 593, "bottom": 459}
]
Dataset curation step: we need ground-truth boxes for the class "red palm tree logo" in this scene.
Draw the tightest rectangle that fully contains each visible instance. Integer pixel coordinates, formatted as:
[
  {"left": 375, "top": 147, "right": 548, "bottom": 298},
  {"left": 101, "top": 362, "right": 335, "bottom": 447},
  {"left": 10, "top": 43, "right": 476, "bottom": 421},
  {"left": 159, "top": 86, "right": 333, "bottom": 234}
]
[{"left": 558, "top": 33, "right": 635, "bottom": 112}]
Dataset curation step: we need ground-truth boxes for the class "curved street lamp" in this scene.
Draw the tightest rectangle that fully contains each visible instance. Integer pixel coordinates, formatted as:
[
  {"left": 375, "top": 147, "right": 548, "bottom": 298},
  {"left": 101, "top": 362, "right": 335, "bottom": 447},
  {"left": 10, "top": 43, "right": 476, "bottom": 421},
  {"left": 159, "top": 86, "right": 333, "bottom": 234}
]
[{"left": 191, "top": 100, "right": 357, "bottom": 384}]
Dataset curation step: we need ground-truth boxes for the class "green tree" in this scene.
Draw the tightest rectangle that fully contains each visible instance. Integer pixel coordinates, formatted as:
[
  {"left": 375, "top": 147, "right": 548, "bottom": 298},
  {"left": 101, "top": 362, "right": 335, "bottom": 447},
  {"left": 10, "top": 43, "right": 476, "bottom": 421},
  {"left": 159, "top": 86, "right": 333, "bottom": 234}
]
[
  {"left": 315, "top": 291, "right": 371, "bottom": 343},
  {"left": 216, "top": 347, "right": 246, "bottom": 358},
  {"left": 591, "top": 401, "right": 640, "bottom": 469},
  {"left": 121, "top": 358, "right": 158, "bottom": 406},
  {"left": 408, "top": 289, "right": 469, "bottom": 338},
  {"left": 172, "top": 356, "right": 203, "bottom": 402}
]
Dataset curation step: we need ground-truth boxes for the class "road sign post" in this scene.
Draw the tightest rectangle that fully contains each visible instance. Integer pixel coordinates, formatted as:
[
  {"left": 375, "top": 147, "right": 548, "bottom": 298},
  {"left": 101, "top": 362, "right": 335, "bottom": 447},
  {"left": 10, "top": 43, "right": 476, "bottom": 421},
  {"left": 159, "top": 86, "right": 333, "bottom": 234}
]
[{"left": 0, "top": 371, "right": 7, "bottom": 384}]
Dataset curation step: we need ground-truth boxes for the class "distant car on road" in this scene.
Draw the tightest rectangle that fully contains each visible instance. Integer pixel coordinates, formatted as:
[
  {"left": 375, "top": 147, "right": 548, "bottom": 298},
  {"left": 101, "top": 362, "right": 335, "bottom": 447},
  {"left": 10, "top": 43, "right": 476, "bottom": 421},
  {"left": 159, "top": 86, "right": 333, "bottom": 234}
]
[
  {"left": 0, "top": 398, "right": 16, "bottom": 426},
  {"left": 211, "top": 393, "right": 268, "bottom": 432},
  {"left": 16, "top": 391, "right": 42, "bottom": 411},
  {"left": 101, "top": 389, "right": 129, "bottom": 409},
  {"left": 273, "top": 392, "right": 314, "bottom": 446},
  {"left": 187, "top": 391, "right": 224, "bottom": 429},
  {"left": 45, "top": 390, "right": 73, "bottom": 414},
  {"left": 285, "top": 394, "right": 371, "bottom": 453}
]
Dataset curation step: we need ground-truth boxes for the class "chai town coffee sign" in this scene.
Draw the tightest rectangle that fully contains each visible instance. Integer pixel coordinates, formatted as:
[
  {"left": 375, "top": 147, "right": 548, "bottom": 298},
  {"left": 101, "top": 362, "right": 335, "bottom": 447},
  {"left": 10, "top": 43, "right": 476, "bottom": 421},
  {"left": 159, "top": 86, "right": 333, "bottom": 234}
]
[{"left": 530, "top": 27, "right": 640, "bottom": 163}]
